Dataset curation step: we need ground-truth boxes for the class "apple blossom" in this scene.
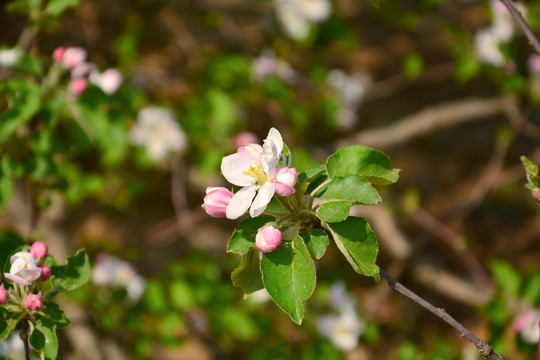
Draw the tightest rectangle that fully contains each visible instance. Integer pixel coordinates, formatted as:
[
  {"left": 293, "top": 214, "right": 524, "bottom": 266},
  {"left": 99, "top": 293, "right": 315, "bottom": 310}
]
[
  {"left": 513, "top": 308, "right": 540, "bottom": 343},
  {"left": 25, "top": 293, "right": 43, "bottom": 311},
  {"left": 129, "top": 106, "right": 188, "bottom": 164},
  {"left": 221, "top": 127, "right": 295, "bottom": 219},
  {"left": 0, "top": 286, "right": 8, "bottom": 304},
  {"left": 317, "top": 307, "right": 365, "bottom": 351},
  {"left": 70, "top": 78, "right": 89, "bottom": 96},
  {"left": 272, "top": 166, "right": 298, "bottom": 196},
  {"left": 202, "top": 187, "right": 233, "bottom": 217},
  {"left": 274, "top": 0, "right": 331, "bottom": 41},
  {"left": 0, "top": 48, "right": 21, "bottom": 67},
  {"left": 255, "top": 225, "right": 283, "bottom": 253},
  {"left": 30, "top": 241, "right": 48, "bottom": 261},
  {"left": 52, "top": 46, "right": 66, "bottom": 62},
  {"left": 232, "top": 131, "right": 259, "bottom": 148},
  {"left": 4, "top": 251, "right": 42, "bottom": 286},
  {"left": 61, "top": 46, "right": 87, "bottom": 69},
  {"left": 39, "top": 265, "right": 52, "bottom": 281},
  {"left": 90, "top": 68, "right": 123, "bottom": 95}
]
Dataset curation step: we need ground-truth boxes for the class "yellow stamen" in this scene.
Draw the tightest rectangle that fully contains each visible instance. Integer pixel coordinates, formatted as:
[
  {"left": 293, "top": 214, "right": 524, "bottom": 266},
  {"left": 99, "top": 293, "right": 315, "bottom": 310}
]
[{"left": 243, "top": 163, "right": 268, "bottom": 184}]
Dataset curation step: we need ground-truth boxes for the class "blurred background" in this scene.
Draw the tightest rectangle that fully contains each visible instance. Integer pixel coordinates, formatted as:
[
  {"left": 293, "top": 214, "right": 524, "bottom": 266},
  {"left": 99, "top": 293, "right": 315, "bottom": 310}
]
[{"left": 1, "top": 0, "right": 540, "bottom": 358}]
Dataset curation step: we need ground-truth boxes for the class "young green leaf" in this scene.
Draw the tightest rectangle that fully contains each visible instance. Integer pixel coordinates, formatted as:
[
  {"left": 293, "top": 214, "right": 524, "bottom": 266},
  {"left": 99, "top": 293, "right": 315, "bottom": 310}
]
[
  {"left": 261, "top": 236, "right": 316, "bottom": 324},
  {"left": 318, "top": 176, "right": 381, "bottom": 205},
  {"left": 30, "top": 318, "right": 58, "bottom": 360},
  {"left": 0, "top": 82, "right": 41, "bottom": 143},
  {"left": 327, "top": 217, "right": 380, "bottom": 280},
  {"left": 302, "top": 230, "right": 329, "bottom": 259},
  {"left": 316, "top": 200, "right": 352, "bottom": 223},
  {"left": 40, "top": 303, "right": 70, "bottom": 328},
  {"left": 0, "top": 310, "right": 24, "bottom": 340},
  {"left": 50, "top": 249, "right": 90, "bottom": 293},
  {"left": 231, "top": 247, "right": 264, "bottom": 296},
  {"left": 326, "top": 145, "right": 399, "bottom": 185},
  {"left": 227, "top": 216, "right": 273, "bottom": 254}
]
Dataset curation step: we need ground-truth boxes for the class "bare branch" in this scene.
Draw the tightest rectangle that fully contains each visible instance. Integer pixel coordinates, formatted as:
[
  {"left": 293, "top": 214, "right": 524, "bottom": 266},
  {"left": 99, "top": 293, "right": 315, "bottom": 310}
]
[
  {"left": 380, "top": 268, "right": 505, "bottom": 360},
  {"left": 499, "top": 0, "right": 540, "bottom": 55}
]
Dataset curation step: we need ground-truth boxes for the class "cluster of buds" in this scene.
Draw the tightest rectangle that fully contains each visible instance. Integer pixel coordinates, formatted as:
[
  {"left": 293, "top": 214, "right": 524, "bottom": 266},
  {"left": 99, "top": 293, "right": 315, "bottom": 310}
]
[
  {"left": 202, "top": 128, "right": 300, "bottom": 254},
  {"left": 0, "top": 242, "right": 51, "bottom": 312},
  {"left": 52, "top": 46, "right": 123, "bottom": 97}
]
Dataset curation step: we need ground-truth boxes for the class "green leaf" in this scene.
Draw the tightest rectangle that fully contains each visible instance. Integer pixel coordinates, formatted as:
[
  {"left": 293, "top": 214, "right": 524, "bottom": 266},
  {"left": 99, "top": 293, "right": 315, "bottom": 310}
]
[
  {"left": 30, "top": 318, "right": 58, "bottom": 360},
  {"left": 327, "top": 217, "right": 380, "bottom": 280},
  {"left": 169, "top": 280, "right": 195, "bottom": 310},
  {"left": 227, "top": 216, "right": 273, "bottom": 254},
  {"left": 40, "top": 303, "right": 70, "bottom": 328},
  {"left": 326, "top": 145, "right": 399, "bottom": 185},
  {"left": 231, "top": 247, "right": 264, "bottom": 296},
  {"left": 44, "top": 0, "right": 79, "bottom": 17},
  {"left": 302, "top": 230, "right": 329, "bottom": 260},
  {"left": 490, "top": 259, "right": 521, "bottom": 296},
  {"left": 0, "top": 232, "right": 24, "bottom": 273},
  {"left": 0, "top": 82, "right": 41, "bottom": 143},
  {"left": 316, "top": 200, "right": 352, "bottom": 223},
  {"left": 369, "top": 0, "right": 380, "bottom": 8},
  {"left": 319, "top": 176, "right": 381, "bottom": 205},
  {"left": 521, "top": 156, "right": 540, "bottom": 187},
  {"left": 260, "top": 236, "right": 316, "bottom": 324},
  {"left": 50, "top": 249, "right": 90, "bottom": 293},
  {"left": 5, "top": 0, "right": 43, "bottom": 15},
  {"left": 0, "top": 310, "right": 24, "bottom": 340}
]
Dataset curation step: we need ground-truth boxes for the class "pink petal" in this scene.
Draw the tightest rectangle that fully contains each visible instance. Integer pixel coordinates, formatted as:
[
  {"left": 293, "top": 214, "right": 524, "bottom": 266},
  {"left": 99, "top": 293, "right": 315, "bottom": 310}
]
[
  {"left": 250, "top": 182, "right": 275, "bottom": 217},
  {"left": 221, "top": 153, "right": 258, "bottom": 187},
  {"left": 226, "top": 186, "right": 257, "bottom": 220},
  {"left": 20, "top": 267, "right": 42, "bottom": 282},
  {"left": 5, "top": 273, "right": 32, "bottom": 285}
]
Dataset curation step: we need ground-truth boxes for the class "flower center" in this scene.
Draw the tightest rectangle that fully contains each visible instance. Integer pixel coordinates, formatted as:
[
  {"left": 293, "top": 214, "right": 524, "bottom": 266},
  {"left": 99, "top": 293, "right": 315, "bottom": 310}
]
[{"left": 244, "top": 163, "right": 268, "bottom": 185}]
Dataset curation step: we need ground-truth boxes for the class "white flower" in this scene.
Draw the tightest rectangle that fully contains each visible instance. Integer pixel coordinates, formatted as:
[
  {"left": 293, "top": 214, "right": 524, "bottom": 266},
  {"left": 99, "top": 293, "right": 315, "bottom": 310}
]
[
  {"left": 251, "top": 49, "right": 297, "bottom": 82},
  {"left": 326, "top": 69, "right": 365, "bottom": 107},
  {"left": 129, "top": 106, "right": 188, "bottom": 164},
  {"left": 90, "top": 68, "right": 123, "bottom": 95},
  {"left": 4, "top": 251, "right": 42, "bottom": 285},
  {"left": 0, "top": 331, "right": 25, "bottom": 360},
  {"left": 221, "top": 128, "right": 285, "bottom": 219},
  {"left": 474, "top": 28, "right": 505, "bottom": 67},
  {"left": 317, "top": 306, "right": 365, "bottom": 351},
  {"left": 0, "top": 48, "right": 21, "bottom": 67},
  {"left": 274, "top": 0, "right": 331, "bottom": 41},
  {"left": 513, "top": 308, "right": 540, "bottom": 343}
]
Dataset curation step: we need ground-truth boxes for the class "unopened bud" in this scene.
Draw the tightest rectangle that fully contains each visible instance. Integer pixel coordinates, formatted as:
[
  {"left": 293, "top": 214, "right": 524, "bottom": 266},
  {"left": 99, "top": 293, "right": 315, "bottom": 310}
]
[
  {"left": 256, "top": 225, "right": 282, "bottom": 253},
  {"left": 202, "top": 187, "right": 233, "bottom": 217},
  {"left": 30, "top": 242, "right": 48, "bottom": 261},
  {"left": 0, "top": 286, "right": 8, "bottom": 304},
  {"left": 273, "top": 166, "right": 298, "bottom": 196},
  {"left": 70, "top": 78, "right": 88, "bottom": 96},
  {"left": 25, "top": 293, "right": 43, "bottom": 311},
  {"left": 39, "top": 265, "right": 52, "bottom": 281}
]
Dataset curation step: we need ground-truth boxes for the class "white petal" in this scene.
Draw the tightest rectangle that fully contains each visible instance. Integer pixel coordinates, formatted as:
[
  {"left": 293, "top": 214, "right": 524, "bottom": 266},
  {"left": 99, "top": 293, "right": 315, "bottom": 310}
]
[
  {"left": 262, "top": 128, "right": 283, "bottom": 173},
  {"left": 226, "top": 186, "right": 257, "bottom": 219},
  {"left": 221, "top": 153, "right": 258, "bottom": 187},
  {"left": 250, "top": 182, "right": 275, "bottom": 217}
]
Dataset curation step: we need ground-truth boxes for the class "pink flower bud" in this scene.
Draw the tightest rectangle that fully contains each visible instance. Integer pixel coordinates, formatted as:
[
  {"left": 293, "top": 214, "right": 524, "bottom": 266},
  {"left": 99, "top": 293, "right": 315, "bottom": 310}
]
[
  {"left": 529, "top": 55, "right": 540, "bottom": 74},
  {"left": 30, "top": 242, "right": 48, "bottom": 261},
  {"left": 232, "top": 132, "right": 259, "bottom": 148},
  {"left": 25, "top": 293, "right": 43, "bottom": 311},
  {"left": 0, "top": 286, "right": 8, "bottom": 304},
  {"left": 70, "top": 78, "right": 88, "bottom": 96},
  {"left": 256, "top": 225, "right": 282, "bottom": 253},
  {"left": 62, "top": 47, "right": 87, "bottom": 69},
  {"left": 202, "top": 187, "right": 233, "bottom": 217},
  {"left": 52, "top": 47, "right": 66, "bottom": 62},
  {"left": 39, "top": 265, "right": 52, "bottom": 281},
  {"left": 272, "top": 166, "right": 298, "bottom": 196}
]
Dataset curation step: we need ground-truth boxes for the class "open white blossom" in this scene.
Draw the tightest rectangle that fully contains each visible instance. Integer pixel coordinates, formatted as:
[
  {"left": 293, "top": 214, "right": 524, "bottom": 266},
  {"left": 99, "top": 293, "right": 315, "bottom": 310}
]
[
  {"left": 274, "top": 0, "right": 331, "bottom": 40},
  {"left": 129, "top": 106, "right": 188, "bottom": 165},
  {"left": 326, "top": 69, "right": 367, "bottom": 130},
  {"left": 90, "top": 68, "right": 123, "bottom": 95},
  {"left": 0, "top": 331, "right": 25, "bottom": 360},
  {"left": 251, "top": 49, "right": 296, "bottom": 83},
  {"left": 0, "top": 48, "right": 21, "bottom": 67},
  {"left": 474, "top": 28, "right": 505, "bottom": 67},
  {"left": 92, "top": 253, "right": 146, "bottom": 302}
]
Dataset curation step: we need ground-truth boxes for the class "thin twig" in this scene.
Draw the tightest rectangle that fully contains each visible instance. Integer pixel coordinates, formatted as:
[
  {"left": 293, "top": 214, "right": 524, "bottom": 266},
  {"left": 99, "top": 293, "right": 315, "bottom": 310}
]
[
  {"left": 21, "top": 319, "right": 31, "bottom": 360},
  {"left": 380, "top": 267, "right": 505, "bottom": 360},
  {"left": 499, "top": 0, "right": 540, "bottom": 55}
]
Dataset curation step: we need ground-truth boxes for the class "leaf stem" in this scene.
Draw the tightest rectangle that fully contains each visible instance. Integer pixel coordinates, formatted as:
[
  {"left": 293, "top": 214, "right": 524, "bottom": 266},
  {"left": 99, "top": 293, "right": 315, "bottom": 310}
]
[
  {"left": 379, "top": 267, "right": 505, "bottom": 360},
  {"left": 309, "top": 179, "right": 331, "bottom": 197}
]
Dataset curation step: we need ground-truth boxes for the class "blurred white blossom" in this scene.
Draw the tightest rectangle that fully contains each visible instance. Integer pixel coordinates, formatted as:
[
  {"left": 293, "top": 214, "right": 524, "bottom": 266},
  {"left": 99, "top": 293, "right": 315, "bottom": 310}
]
[
  {"left": 129, "top": 106, "right": 188, "bottom": 165},
  {"left": 317, "top": 282, "right": 365, "bottom": 351},
  {"left": 251, "top": 49, "right": 296, "bottom": 83},
  {"left": 92, "top": 253, "right": 146, "bottom": 302},
  {"left": 474, "top": 0, "right": 527, "bottom": 67},
  {"left": 274, "top": 0, "right": 331, "bottom": 41},
  {"left": 513, "top": 308, "right": 540, "bottom": 343},
  {"left": 326, "top": 69, "right": 367, "bottom": 130},
  {"left": 0, "top": 331, "right": 25, "bottom": 360},
  {"left": 90, "top": 68, "right": 123, "bottom": 95},
  {"left": 0, "top": 48, "right": 21, "bottom": 67}
]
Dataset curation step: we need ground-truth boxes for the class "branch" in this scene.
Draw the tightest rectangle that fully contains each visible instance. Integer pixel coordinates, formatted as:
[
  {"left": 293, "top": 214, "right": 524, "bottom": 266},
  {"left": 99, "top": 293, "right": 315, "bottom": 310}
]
[
  {"left": 499, "top": 0, "right": 540, "bottom": 55},
  {"left": 380, "top": 268, "right": 505, "bottom": 360},
  {"left": 334, "top": 96, "right": 515, "bottom": 149}
]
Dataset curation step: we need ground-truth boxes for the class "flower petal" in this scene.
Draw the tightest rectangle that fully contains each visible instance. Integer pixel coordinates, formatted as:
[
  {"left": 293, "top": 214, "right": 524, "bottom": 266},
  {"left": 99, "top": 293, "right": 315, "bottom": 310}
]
[
  {"left": 250, "top": 182, "right": 275, "bottom": 217},
  {"left": 226, "top": 186, "right": 257, "bottom": 219},
  {"left": 221, "top": 153, "right": 258, "bottom": 187},
  {"left": 5, "top": 273, "right": 32, "bottom": 286},
  {"left": 20, "top": 267, "right": 42, "bottom": 282},
  {"left": 262, "top": 128, "right": 283, "bottom": 173}
]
